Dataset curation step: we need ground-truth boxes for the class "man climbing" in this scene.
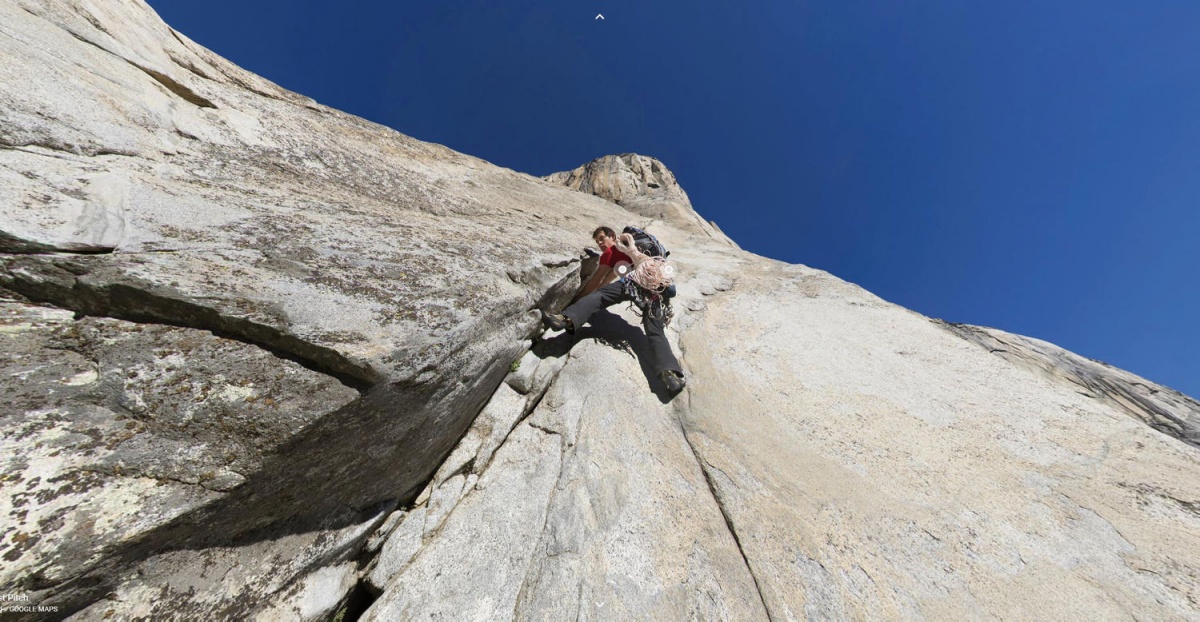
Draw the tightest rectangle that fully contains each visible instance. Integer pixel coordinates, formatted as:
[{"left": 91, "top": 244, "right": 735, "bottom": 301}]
[{"left": 543, "top": 226, "right": 687, "bottom": 393}]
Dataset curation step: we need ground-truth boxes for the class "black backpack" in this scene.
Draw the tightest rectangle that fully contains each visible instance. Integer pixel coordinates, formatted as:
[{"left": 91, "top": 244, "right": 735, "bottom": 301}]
[{"left": 622, "top": 226, "right": 669, "bottom": 258}]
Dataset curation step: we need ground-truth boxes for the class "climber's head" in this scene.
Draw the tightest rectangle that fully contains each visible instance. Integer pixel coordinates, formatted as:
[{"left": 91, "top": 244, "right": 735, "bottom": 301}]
[{"left": 592, "top": 226, "right": 617, "bottom": 250}]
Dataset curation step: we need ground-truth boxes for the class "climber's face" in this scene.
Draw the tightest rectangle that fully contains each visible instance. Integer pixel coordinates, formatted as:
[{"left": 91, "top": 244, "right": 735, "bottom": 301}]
[{"left": 594, "top": 231, "right": 615, "bottom": 250}]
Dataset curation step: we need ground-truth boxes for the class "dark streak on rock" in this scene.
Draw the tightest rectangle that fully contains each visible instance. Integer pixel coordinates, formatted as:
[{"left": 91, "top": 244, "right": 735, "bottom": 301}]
[
  {"left": 138, "top": 66, "right": 216, "bottom": 109},
  {"left": 0, "top": 230, "right": 116, "bottom": 255},
  {"left": 164, "top": 27, "right": 304, "bottom": 107},
  {"left": 939, "top": 321, "right": 1200, "bottom": 449},
  {"left": 526, "top": 421, "right": 560, "bottom": 437},
  {"left": 62, "top": 29, "right": 216, "bottom": 109},
  {"left": 0, "top": 139, "right": 138, "bottom": 159},
  {"left": 0, "top": 257, "right": 374, "bottom": 391}
]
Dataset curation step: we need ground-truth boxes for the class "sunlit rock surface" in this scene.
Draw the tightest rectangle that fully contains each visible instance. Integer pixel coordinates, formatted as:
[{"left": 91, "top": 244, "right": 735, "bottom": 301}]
[
  {"left": 545, "top": 153, "right": 739, "bottom": 247},
  {"left": 2, "top": 0, "right": 1198, "bottom": 619},
  {"left": 944, "top": 322, "right": 1200, "bottom": 449}
]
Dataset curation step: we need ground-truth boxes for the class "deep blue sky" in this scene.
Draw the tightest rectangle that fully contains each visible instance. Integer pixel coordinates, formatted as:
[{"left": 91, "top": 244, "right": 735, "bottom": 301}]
[{"left": 149, "top": 0, "right": 1199, "bottom": 398}]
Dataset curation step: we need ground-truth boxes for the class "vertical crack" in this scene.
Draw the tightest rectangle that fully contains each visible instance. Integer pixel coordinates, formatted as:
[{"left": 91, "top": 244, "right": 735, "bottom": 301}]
[
  {"left": 512, "top": 415, "right": 571, "bottom": 620},
  {"left": 359, "top": 337, "right": 571, "bottom": 607},
  {"left": 673, "top": 410, "right": 773, "bottom": 621}
]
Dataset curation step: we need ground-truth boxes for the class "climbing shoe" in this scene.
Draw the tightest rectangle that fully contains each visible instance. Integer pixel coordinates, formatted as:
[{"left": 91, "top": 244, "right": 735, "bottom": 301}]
[
  {"left": 659, "top": 370, "right": 686, "bottom": 393},
  {"left": 542, "top": 311, "right": 574, "bottom": 334}
]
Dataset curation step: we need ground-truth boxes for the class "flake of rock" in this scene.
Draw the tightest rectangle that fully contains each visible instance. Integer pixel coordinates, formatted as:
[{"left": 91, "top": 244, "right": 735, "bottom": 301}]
[
  {"left": 66, "top": 505, "right": 391, "bottom": 620},
  {"left": 365, "top": 505, "right": 428, "bottom": 593},
  {"left": 364, "top": 510, "right": 406, "bottom": 556},
  {"left": 0, "top": 299, "right": 357, "bottom": 606}
]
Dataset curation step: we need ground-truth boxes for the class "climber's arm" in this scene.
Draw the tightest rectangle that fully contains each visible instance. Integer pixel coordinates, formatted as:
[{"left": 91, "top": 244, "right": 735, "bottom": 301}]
[{"left": 574, "top": 264, "right": 615, "bottom": 302}]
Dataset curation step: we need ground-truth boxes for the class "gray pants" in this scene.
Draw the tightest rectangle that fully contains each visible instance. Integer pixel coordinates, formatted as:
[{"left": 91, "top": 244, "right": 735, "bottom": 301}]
[{"left": 562, "top": 280, "right": 682, "bottom": 376}]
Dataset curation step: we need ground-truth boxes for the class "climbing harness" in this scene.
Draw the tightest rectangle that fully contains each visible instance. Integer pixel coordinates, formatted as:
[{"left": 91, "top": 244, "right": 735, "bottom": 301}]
[{"left": 621, "top": 277, "right": 674, "bottom": 328}]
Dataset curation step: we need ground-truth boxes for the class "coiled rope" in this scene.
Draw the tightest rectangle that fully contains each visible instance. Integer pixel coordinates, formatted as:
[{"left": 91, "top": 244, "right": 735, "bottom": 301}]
[{"left": 613, "top": 233, "right": 673, "bottom": 292}]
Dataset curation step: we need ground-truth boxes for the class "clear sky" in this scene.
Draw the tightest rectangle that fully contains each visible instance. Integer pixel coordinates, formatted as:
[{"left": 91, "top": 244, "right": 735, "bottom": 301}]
[{"left": 148, "top": 0, "right": 1199, "bottom": 398}]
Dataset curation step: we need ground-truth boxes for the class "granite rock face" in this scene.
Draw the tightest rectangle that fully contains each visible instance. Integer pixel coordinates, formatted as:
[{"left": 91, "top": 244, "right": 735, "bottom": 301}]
[
  {"left": 673, "top": 262, "right": 1200, "bottom": 619},
  {"left": 0, "top": 0, "right": 612, "bottom": 616},
  {"left": 2, "top": 0, "right": 1199, "bottom": 620},
  {"left": 363, "top": 315, "right": 766, "bottom": 620},
  {"left": 545, "top": 153, "right": 739, "bottom": 248},
  {"left": 362, "top": 219, "right": 1200, "bottom": 621},
  {"left": 943, "top": 322, "right": 1200, "bottom": 449}
]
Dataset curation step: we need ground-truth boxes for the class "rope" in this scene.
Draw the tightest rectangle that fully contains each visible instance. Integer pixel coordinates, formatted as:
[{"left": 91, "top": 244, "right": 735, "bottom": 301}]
[{"left": 614, "top": 233, "right": 674, "bottom": 292}]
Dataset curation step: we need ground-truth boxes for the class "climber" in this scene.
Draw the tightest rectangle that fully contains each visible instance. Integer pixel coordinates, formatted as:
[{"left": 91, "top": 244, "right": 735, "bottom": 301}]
[{"left": 543, "top": 225, "right": 687, "bottom": 393}]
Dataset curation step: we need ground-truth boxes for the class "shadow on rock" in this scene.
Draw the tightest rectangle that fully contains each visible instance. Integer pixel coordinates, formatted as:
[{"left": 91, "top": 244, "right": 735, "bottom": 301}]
[
  {"left": 40, "top": 347, "right": 519, "bottom": 617},
  {"left": 536, "top": 309, "right": 678, "bottom": 404}
]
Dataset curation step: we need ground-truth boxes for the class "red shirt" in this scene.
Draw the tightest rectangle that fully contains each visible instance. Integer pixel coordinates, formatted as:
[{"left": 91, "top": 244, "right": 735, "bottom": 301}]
[{"left": 600, "top": 246, "right": 631, "bottom": 268}]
